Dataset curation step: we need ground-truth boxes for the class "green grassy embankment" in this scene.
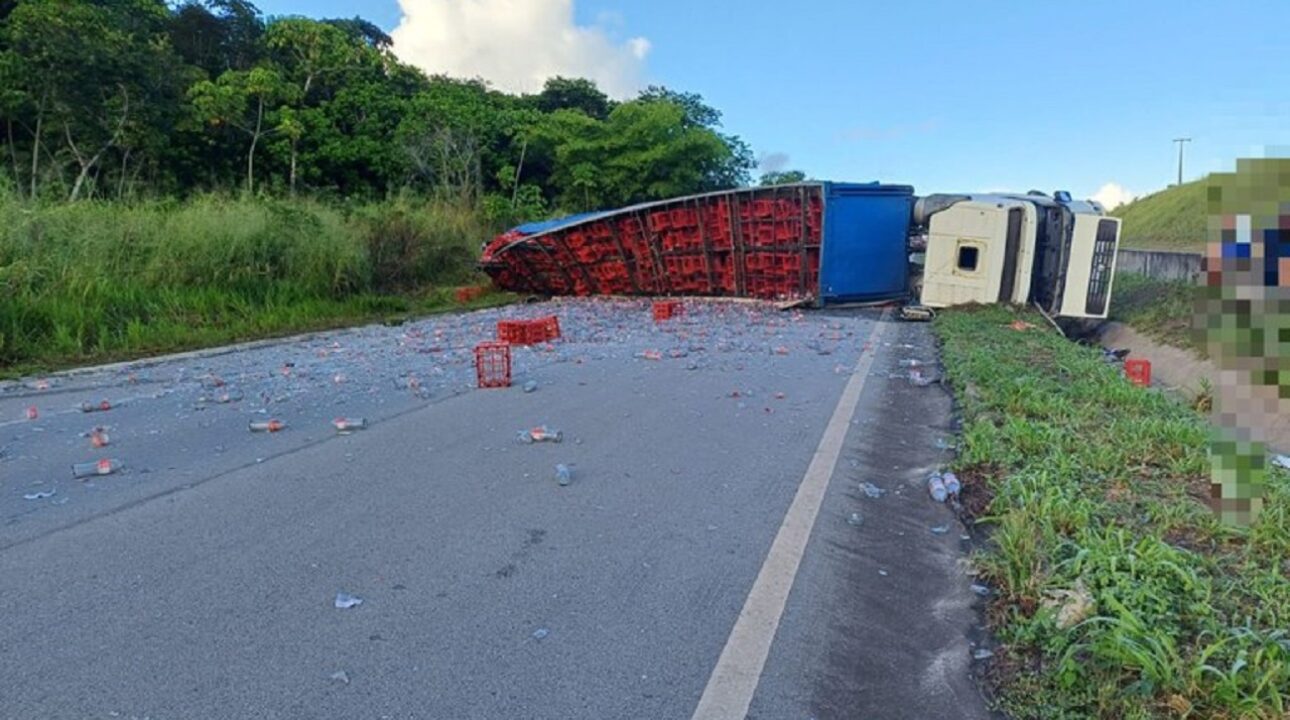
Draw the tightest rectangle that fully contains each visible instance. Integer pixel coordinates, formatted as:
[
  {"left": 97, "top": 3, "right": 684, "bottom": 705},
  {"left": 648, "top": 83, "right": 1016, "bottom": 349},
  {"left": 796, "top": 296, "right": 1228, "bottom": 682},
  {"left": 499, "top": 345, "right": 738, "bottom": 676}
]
[
  {"left": 1112, "top": 180, "right": 1207, "bottom": 251},
  {"left": 935, "top": 305, "right": 1288, "bottom": 719},
  {"left": 0, "top": 194, "right": 511, "bottom": 377},
  {"left": 1108, "top": 273, "right": 1204, "bottom": 357}
]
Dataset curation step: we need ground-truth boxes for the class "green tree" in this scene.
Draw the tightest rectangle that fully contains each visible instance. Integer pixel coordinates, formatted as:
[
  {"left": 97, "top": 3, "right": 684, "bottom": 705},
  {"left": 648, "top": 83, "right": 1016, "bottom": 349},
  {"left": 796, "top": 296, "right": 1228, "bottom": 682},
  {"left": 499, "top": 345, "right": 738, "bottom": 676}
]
[
  {"left": 169, "top": 0, "right": 264, "bottom": 74},
  {"left": 759, "top": 170, "right": 808, "bottom": 186},
  {"left": 2, "top": 0, "right": 179, "bottom": 200},
  {"left": 0, "top": 1, "right": 762, "bottom": 202},
  {"left": 323, "top": 16, "right": 392, "bottom": 50},
  {"left": 264, "top": 17, "right": 357, "bottom": 194},
  {"left": 534, "top": 77, "right": 612, "bottom": 120},
  {"left": 188, "top": 66, "right": 295, "bottom": 193},
  {"left": 637, "top": 85, "right": 754, "bottom": 190},
  {"left": 538, "top": 100, "right": 740, "bottom": 210}
]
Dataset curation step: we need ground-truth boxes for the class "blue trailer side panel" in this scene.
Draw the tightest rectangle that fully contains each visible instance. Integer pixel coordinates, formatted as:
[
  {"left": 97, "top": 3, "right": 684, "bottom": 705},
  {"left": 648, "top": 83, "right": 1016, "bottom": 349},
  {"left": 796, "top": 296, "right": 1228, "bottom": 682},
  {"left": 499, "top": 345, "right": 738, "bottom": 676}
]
[{"left": 819, "top": 182, "right": 914, "bottom": 304}]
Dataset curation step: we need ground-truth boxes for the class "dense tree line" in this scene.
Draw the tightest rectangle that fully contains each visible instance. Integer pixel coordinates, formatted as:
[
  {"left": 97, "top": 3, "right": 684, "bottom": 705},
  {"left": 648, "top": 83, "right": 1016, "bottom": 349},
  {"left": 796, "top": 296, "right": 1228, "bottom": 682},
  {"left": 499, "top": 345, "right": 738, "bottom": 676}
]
[{"left": 0, "top": 0, "right": 756, "bottom": 217}]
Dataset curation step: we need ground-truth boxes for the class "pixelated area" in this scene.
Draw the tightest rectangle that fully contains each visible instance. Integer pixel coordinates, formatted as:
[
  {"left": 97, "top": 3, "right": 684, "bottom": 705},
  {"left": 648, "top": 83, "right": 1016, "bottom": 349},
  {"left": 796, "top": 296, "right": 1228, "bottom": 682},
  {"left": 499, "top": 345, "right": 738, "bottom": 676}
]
[{"left": 1199, "top": 157, "right": 1290, "bottom": 524}]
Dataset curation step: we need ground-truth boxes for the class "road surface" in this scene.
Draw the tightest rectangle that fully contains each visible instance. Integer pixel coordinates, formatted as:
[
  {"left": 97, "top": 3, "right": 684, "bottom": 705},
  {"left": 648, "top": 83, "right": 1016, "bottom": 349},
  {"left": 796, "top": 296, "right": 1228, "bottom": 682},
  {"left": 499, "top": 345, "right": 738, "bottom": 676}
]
[{"left": 1, "top": 299, "right": 991, "bottom": 719}]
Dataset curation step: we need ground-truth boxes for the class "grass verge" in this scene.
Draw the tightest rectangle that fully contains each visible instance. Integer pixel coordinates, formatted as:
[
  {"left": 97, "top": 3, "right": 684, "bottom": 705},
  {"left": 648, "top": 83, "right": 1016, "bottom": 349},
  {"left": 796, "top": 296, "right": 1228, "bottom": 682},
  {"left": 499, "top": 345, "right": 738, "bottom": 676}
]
[
  {"left": 935, "top": 305, "right": 1288, "bottom": 720},
  {"left": 0, "top": 194, "right": 513, "bottom": 377},
  {"left": 1112, "top": 179, "right": 1207, "bottom": 251},
  {"left": 1108, "top": 273, "right": 1205, "bottom": 357}
]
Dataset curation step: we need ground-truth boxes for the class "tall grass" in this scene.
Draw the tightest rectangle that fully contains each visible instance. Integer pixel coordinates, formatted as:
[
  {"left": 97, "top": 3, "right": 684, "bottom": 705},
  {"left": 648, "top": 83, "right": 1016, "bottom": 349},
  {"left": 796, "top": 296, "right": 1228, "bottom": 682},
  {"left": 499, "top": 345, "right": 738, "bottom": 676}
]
[
  {"left": 936, "top": 306, "right": 1289, "bottom": 719},
  {"left": 0, "top": 192, "right": 495, "bottom": 371}
]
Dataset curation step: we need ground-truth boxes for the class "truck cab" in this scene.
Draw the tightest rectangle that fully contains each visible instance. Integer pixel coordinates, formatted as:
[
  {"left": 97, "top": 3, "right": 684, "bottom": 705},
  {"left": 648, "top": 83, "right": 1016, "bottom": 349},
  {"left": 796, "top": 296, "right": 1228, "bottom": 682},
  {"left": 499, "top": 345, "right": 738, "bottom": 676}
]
[{"left": 914, "top": 191, "right": 1120, "bottom": 319}]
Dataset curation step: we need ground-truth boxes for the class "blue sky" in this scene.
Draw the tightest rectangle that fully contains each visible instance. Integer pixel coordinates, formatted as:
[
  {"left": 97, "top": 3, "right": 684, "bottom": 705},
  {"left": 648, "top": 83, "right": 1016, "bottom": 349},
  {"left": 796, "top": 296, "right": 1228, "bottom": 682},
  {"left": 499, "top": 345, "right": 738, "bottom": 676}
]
[{"left": 253, "top": 0, "right": 1290, "bottom": 206}]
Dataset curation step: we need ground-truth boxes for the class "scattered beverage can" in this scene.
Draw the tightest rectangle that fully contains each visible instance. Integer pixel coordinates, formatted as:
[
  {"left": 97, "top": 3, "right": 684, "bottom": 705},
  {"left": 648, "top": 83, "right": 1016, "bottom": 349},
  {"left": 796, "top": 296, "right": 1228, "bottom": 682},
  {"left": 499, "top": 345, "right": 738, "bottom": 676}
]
[
  {"left": 73, "top": 458, "right": 120, "bottom": 479},
  {"left": 249, "top": 419, "right": 285, "bottom": 433},
  {"left": 332, "top": 417, "right": 368, "bottom": 434},
  {"left": 517, "top": 425, "right": 563, "bottom": 444}
]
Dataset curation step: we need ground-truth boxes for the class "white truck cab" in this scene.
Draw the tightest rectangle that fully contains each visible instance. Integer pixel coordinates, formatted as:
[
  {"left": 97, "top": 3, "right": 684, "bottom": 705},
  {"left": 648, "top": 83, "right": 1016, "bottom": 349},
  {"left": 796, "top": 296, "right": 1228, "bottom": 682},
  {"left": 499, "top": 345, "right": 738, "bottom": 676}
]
[{"left": 913, "top": 191, "right": 1120, "bottom": 319}]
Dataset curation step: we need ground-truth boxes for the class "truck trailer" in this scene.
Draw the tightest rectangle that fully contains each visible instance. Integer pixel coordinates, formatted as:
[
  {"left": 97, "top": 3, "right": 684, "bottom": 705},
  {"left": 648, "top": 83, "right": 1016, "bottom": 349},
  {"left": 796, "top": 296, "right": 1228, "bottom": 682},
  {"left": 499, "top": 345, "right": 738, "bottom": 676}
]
[{"left": 479, "top": 182, "right": 1119, "bottom": 319}]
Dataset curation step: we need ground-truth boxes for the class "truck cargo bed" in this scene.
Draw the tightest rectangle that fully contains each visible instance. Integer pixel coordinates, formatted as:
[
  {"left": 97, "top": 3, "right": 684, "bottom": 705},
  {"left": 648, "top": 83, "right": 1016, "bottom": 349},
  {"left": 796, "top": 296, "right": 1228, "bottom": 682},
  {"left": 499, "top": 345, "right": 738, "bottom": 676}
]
[{"left": 480, "top": 182, "right": 914, "bottom": 305}]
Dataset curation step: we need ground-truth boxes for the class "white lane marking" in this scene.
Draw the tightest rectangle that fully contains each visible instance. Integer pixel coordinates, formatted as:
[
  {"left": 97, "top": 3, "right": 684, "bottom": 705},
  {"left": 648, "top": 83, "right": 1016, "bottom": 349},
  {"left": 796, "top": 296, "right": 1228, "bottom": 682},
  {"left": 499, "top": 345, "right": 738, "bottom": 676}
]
[{"left": 690, "top": 310, "right": 889, "bottom": 720}]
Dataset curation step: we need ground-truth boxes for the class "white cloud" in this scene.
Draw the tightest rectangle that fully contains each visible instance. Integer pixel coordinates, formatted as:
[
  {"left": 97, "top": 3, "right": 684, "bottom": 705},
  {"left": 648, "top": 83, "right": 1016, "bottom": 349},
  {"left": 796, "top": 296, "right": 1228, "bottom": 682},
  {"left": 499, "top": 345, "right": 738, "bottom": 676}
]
[
  {"left": 1090, "top": 182, "right": 1137, "bottom": 210},
  {"left": 390, "top": 0, "right": 650, "bottom": 99}
]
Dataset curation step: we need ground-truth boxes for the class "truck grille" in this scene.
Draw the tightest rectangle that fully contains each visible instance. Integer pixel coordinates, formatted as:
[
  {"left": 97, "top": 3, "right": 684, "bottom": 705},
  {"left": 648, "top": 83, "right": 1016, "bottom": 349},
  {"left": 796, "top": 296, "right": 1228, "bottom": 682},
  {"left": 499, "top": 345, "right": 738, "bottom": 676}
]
[{"left": 1084, "top": 219, "right": 1118, "bottom": 315}]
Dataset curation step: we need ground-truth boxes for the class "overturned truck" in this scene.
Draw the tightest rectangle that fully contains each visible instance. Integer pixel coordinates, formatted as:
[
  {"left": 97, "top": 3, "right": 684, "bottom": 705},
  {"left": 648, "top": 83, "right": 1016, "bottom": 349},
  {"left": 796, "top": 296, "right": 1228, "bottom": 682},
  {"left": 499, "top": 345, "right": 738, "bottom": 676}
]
[{"left": 480, "top": 182, "right": 1120, "bottom": 319}]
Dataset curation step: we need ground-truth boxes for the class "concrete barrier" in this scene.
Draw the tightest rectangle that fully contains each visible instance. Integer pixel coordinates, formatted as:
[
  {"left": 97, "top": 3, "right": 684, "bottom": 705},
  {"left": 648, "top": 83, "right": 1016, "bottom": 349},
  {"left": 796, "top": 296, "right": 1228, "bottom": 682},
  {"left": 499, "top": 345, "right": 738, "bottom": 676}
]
[{"left": 1116, "top": 249, "right": 1202, "bottom": 282}]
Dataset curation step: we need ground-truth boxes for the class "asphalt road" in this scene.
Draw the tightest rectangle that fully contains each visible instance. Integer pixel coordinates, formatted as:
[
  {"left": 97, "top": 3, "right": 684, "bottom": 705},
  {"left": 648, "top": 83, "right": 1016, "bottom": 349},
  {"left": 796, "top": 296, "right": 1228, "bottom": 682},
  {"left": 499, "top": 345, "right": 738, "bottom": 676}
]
[{"left": 0, "top": 299, "right": 992, "bottom": 719}]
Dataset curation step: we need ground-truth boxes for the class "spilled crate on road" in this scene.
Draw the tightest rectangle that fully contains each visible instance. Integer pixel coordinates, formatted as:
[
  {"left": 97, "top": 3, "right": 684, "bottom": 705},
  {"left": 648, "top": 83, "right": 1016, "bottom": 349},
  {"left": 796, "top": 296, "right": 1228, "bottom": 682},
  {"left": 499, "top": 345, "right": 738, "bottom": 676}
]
[
  {"left": 496, "top": 316, "right": 561, "bottom": 346},
  {"left": 474, "top": 341, "right": 512, "bottom": 388}
]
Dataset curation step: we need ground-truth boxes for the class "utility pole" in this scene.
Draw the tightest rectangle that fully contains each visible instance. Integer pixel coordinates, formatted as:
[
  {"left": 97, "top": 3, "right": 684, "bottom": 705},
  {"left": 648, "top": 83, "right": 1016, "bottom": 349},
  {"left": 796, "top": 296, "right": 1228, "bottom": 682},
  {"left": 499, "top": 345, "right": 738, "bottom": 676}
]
[{"left": 1172, "top": 137, "right": 1191, "bottom": 186}]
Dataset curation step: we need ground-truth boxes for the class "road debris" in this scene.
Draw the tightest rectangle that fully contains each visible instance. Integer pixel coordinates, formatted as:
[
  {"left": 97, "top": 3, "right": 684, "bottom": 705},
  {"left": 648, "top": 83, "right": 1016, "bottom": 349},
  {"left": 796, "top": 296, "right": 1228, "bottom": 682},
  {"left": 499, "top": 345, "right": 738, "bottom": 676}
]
[
  {"left": 908, "top": 368, "right": 938, "bottom": 387},
  {"left": 25, "top": 406, "right": 38, "bottom": 420},
  {"left": 970, "top": 583, "right": 990, "bottom": 597},
  {"left": 859, "top": 482, "right": 885, "bottom": 498},
  {"left": 930, "top": 525, "right": 949, "bottom": 535},
  {"left": 555, "top": 464, "right": 573, "bottom": 486},
  {"left": 972, "top": 648, "right": 994, "bottom": 660},
  {"left": 201, "top": 389, "right": 244, "bottom": 404},
  {"left": 928, "top": 473, "right": 948, "bottom": 502},
  {"left": 79, "top": 400, "right": 112, "bottom": 413},
  {"left": 522, "top": 380, "right": 539, "bottom": 393},
  {"left": 333, "top": 592, "right": 363, "bottom": 609},
  {"left": 517, "top": 426, "right": 563, "bottom": 444},
  {"left": 72, "top": 458, "right": 120, "bottom": 479},
  {"left": 23, "top": 490, "right": 56, "bottom": 500},
  {"left": 847, "top": 512, "right": 864, "bottom": 527},
  {"left": 249, "top": 419, "right": 285, "bottom": 433},
  {"left": 531, "top": 627, "right": 550, "bottom": 640},
  {"left": 1042, "top": 582, "right": 1095, "bottom": 629},
  {"left": 329, "top": 670, "right": 350, "bottom": 685},
  {"left": 332, "top": 418, "right": 367, "bottom": 434},
  {"left": 941, "top": 471, "right": 961, "bottom": 496}
]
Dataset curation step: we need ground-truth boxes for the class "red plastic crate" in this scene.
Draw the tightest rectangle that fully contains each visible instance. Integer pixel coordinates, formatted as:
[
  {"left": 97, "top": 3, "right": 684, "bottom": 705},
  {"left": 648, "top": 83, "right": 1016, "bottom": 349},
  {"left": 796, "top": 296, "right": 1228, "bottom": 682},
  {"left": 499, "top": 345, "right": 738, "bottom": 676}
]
[
  {"left": 1124, "top": 358, "right": 1151, "bottom": 387},
  {"left": 669, "top": 208, "right": 698, "bottom": 228},
  {"left": 497, "top": 320, "right": 530, "bottom": 344},
  {"left": 499, "top": 317, "right": 561, "bottom": 345},
  {"left": 652, "top": 300, "right": 682, "bottom": 321},
  {"left": 474, "top": 342, "right": 512, "bottom": 388},
  {"left": 534, "top": 315, "right": 561, "bottom": 341}
]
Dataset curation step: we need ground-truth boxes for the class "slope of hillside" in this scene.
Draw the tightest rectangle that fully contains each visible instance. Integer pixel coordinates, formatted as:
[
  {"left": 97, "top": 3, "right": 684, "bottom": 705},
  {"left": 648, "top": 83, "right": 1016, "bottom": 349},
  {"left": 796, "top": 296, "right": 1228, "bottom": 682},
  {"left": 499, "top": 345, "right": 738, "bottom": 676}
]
[{"left": 1111, "top": 178, "right": 1207, "bottom": 250}]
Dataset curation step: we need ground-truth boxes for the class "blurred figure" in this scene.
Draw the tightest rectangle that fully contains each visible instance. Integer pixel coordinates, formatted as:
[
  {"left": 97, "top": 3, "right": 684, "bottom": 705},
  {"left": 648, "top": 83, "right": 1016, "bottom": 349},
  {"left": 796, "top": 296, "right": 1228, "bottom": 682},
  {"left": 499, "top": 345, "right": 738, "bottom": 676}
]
[{"left": 1201, "top": 157, "right": 1290, "bottom": 525}]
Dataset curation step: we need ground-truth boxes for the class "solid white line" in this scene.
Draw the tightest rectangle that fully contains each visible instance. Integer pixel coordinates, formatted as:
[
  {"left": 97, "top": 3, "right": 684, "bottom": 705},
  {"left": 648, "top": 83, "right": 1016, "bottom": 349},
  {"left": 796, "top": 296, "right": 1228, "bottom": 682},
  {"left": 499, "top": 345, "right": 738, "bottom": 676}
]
[{"left": 690, "top": 310, "right": 889, "bottom": 720}]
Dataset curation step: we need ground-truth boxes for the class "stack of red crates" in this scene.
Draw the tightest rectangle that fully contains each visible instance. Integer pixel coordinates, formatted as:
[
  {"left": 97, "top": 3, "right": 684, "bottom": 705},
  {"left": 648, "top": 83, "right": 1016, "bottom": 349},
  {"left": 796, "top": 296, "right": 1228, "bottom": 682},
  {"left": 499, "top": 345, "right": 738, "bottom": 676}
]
[{"left": 479, "top": 186, "right": 827, "bottom": 302}]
